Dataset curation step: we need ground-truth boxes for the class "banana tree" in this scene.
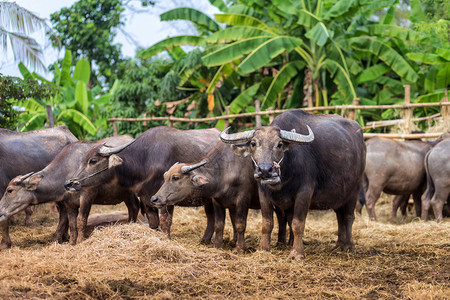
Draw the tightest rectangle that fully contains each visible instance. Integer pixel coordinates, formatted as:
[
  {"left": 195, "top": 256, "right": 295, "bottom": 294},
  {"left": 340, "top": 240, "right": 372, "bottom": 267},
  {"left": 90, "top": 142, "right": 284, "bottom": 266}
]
[{"left": 17, "top": 50, "right": 112, "bottom": 139}]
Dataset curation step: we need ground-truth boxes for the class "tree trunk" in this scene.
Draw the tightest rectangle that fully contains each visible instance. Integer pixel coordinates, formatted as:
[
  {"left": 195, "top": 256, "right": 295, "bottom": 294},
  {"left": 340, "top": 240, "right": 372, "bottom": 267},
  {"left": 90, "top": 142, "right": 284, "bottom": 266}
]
[{"left": 303, "top": 69, "right": 313, "bottom": 108}]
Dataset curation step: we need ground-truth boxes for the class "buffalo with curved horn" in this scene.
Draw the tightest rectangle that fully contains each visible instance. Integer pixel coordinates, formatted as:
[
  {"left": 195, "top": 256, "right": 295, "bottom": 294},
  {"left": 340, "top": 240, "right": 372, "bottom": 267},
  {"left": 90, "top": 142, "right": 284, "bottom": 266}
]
[{"left": 219, "top": 110, "right": 366, "bottom": 260}]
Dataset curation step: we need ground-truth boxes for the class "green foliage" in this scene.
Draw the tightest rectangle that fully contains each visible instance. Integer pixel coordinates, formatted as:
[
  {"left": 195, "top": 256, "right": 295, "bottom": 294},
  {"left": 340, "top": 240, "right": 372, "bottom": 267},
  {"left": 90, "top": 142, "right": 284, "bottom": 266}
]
[
  {"left": 16, "top": 50, "right": 113, "bottom": 139},
  {"left": 50, "top": 0, "right": 126, "bottom": 86},
  {"left": 0, "top": 74, "right": 53, "bottom": 129}
]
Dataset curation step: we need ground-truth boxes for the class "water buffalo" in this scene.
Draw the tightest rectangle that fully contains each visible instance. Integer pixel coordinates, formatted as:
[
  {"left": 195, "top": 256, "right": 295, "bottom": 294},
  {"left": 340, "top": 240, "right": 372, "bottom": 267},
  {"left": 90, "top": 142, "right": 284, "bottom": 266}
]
[
  {"left": 0, "top": 126, "right": 77, "bottom": 249},
  {"left": 0, "top": 135, "right": 140, "bottom": 245},
  {"left": 421, "top": 136, "right": 450, "bottom": 222},
  {"left": 150, "top": 141, "right": 289, "bottom": 253},
  {"left": 64, "top": 126, "right": 220, "bottom": 243},
  {"left": 220, "top": 110, "right": 366, "bottom": 260},
  {"left": 364, "top": 137, "right": 433, "bottom": 221}
]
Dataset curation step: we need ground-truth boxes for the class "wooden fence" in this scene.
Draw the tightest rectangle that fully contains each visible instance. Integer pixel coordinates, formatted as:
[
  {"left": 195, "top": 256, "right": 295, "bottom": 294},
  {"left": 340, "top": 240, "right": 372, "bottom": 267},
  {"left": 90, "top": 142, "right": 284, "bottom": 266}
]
[{"left": 108, "top": 86, "right": 449, "bottom": 139}]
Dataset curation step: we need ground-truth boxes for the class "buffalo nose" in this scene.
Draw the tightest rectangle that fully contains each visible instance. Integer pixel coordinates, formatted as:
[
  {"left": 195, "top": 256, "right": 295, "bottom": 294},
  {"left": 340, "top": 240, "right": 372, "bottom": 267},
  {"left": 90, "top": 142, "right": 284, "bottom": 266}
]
[
  {"left": 150, "top": 196, "right": 159, "bottom": 205},
  {"left": 64, "top": 180, "right": 72, "bottom": 190},
  {"left": 258, "top": 163, "right": 273, "bottom": 178}
]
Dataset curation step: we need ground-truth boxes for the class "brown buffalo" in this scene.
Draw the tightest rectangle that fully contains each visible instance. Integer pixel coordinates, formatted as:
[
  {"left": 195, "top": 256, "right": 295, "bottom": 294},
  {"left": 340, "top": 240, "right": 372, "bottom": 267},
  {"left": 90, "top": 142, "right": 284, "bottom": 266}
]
[
  {"left": 0, "top": 126, "right": 77, "bottom": 249},
  {"left": 421, "top": 135, "right": 450, "bottom": 222},
  {"left": 150, "top": 141, "right": 289, "bottom": 253},
  {"left": 220, "top": 110, "right": 366, "bottom": 260},
  {"left": 0, "top": 135, "right": 139, "bottom": 245},
  {"left": 64, "top": 126, "right": 220, "bottom": 243}
]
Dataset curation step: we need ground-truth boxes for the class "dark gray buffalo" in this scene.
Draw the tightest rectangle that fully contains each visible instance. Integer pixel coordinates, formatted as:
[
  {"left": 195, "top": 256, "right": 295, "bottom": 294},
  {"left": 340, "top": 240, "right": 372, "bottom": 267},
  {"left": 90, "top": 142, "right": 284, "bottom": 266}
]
[
  {"left": 220, "top": 110, "right": 366, "bottom": 260},
  {"left": 364, "top": 137, "right": 433, "bottom": 221},
  {"left": 0, "top": 126, "right": 78, "bottom": 249},
  {"left": 0, "top": 135, "right": 139, "bottom": 245},
  {"left": 64, "top": 126, "right": 220, "bottom": 243},
  {"left": 150, "top": 141, "right": 289, "bottom": 253},
  {"left": 421, "top": 136, "right": 450, "bottom": 222}
]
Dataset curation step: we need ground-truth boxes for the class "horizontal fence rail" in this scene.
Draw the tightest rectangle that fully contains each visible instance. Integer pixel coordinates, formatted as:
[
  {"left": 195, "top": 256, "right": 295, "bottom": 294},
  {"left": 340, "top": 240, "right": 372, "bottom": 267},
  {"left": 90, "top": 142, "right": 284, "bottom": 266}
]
[{"left": 108, "top": 86, "right": 449, "bottom": 140}]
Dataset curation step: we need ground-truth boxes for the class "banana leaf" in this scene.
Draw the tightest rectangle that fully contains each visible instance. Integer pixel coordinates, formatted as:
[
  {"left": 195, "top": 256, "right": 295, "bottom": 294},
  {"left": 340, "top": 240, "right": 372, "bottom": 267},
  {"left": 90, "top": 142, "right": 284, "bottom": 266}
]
[
  {"left": 73, "top": 58, "right": 90, "bottom": 85},
  {"left": 206, "top": 26, "right": 275, "bottom": 43},
  {"left": 58, "top": 109, "right": 96, "bottom": 135},
  {"left": 202, "top": 36, "right": 272, "bottom": 66},
  {"left": 237, "top": 36, "right": 303, "bottom": 74},
  {"left": 262, "top": 61, "right": 305, "bottom": 109},
  {"left": 161, "top": 7, "right": 220, "bottom": 33},
  {"left": 140, "top": 36, "right": 205, "bottom": 59},
  {"left": 215, "top": 13, "right": 274, "bottom": 32},
  {"left": 350, "top": 37, "right": 419, "bottom": 83}
]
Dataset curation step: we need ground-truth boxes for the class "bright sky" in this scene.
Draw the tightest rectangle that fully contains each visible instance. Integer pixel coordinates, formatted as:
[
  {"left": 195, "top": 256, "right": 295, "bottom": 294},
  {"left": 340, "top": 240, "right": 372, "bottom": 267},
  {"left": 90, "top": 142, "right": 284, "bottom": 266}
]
[{"left": 0, "top": 0, "right": 219, "bottom": 77}]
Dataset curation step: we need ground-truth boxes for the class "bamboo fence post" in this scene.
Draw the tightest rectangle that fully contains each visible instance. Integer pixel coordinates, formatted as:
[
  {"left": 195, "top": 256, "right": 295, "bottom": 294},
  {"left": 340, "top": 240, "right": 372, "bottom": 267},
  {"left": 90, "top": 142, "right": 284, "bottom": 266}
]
[
  {"left": 112, "top": 117, "right": 118, "bottom": 136},
  {"left": 403, "top": 85, "right": 412, "bottom": 134},
  {"left": 442, "top": 89, "right": 449, "bottom": 121},
  {"left": 268, "top": 108, "right": 274, "bottom": 124},
  {"left": 347, "top": 98, "right": 360, "bottom": 120},
  {"left": 224, "top": 106, "right": 230, "bottom": 128},
  {"left": 255, "top": 100, "right": 262, "bottom": 127}
]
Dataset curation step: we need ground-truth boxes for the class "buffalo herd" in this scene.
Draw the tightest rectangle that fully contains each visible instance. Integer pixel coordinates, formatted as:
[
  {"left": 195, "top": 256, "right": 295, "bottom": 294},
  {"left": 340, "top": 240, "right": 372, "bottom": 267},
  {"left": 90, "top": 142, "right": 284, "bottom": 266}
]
[{"left": 0, "top": 111, "right": 448, "bottom": 259}]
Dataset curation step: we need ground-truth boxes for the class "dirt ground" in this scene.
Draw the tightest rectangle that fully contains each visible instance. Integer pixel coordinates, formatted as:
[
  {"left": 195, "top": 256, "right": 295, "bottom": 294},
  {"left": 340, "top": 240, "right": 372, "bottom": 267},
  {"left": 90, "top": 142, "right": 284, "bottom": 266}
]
[{"left": 0, "top": 196, "right": 448, "bottom": 299}]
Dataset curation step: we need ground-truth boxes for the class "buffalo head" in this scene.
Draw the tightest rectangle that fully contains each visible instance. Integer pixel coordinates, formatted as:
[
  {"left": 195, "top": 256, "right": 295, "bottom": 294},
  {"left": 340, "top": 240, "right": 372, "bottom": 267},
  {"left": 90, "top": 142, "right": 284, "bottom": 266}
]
[
  {"left": 64, "top": 139, "right": 135, "bottom": 191},
  {"left": 220, "top": 125, "right": 314, "bottom": 186},
  {"left": 0, "top": 172, "right": 43, "bottom": 221},
  {"left": 150, "top": 161, "right": 208, "bottom": 208}
]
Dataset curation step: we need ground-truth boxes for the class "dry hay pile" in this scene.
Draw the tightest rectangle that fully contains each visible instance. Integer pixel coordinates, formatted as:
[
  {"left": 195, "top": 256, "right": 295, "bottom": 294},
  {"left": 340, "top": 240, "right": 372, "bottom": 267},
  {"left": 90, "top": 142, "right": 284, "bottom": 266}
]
[{"left": 0, "top": 200, "right": 449, "bottom": 299}]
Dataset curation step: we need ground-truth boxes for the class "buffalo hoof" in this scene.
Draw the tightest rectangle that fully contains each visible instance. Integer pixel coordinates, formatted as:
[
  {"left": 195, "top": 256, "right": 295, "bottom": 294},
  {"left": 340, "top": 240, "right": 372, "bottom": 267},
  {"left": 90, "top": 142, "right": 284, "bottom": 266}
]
[
  {"left": 233, "top": 247, "right": 245, "bottom": 255},
  {"left": 25, "top": 218, "right": 33, "bottom": 227},
  {"left": 334, "top": 242, "right": 355, "bottom": 253},
  {"left": 0, "top": 241, "right": 11, "bottom": 250},
  {"left": 287, "top": 249, "right": 305, "bottom": 260},
  {"left": 258, "top": 243, "right": 271, "bottom": 252},
  {"left": 200, "top": 238, "right": 212, "bottom": 245}
]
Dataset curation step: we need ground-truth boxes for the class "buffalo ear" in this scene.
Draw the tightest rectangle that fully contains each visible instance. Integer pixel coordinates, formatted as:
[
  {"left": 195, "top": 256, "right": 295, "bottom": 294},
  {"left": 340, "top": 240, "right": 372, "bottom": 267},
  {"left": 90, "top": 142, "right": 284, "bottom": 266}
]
[
  {"left": 24, "top": 175, "right": 43, "bottom": 191},
  {"left": 191, "top": 175, "right": 208, "bottom": 187},
  {"left": 231, "top": 144, "right": 251, "bottom": 157},
  {"left": 108, "top": 154, "right": 123, "bottom": 168}
]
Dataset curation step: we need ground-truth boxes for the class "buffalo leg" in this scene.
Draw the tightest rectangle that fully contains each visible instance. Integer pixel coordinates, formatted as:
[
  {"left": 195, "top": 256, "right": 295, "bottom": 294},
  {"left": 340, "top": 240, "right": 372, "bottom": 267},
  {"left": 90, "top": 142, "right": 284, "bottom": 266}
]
[
  {"left": 334, "top": 202, "right": 356, "bottom": 252},
  {"left": 431, "top": 189, "right": 448, "bottom": 223},
  {"left": 124, "top": 194, "right": 139, "bottom": 222},
  {"left": 66, "top": 205, "right": 79, "bottom": 245},
  {"left": 212, "top": 199, "right": 226, "bottom": 249},
  {"left": 412, "top": 192, "right": 422, "bottom": 218},
  {"left": 229, "top": 203, "right": 249, "bottom": 254},
  {"left": 200, "top": 202, "right": 214, "bottom": 244},
  {"left": 421, "top": 184, "right": 433, "bottom": 221},
  {"left": 24, "top": 206, "right": 33, "bottom": 227},
  {"left": 392, "top": 195, "right": 409, "bottom": 218},
  {"left": 274, "top": 206, "right": 287, "bottom": 248},
  {"left": 0, "top": 220, "right": 11, "bottom": 249},
  {"left": 53, "top": 201, "right": 69, "bottom": 243},
  {"left": 258, "top": 189, "right": 274, "bottom": 252},
  {"left": 228, "top": 209, "right": 238, "bottom": 245},
  {"left": 76, "top": 194, "right": 92, "bottom": 244},
  {"left": 159, "top": 205, "right": 174, "bottom": 239},
  {"left": 365, "top": 183, "right": 383, "bottom": 221},
  {"left": 288, "top": 189, "right": 314, "bottom": 260}
]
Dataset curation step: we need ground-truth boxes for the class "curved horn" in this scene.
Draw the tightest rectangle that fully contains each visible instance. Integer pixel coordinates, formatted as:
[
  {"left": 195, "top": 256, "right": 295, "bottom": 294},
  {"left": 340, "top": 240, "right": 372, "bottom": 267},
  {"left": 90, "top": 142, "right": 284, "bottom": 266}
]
[
  {"left": 220, "top": 127, "right": 255, "bottom": 144},
  {"left": 13, "top": 172, "right": 34, "bottom": 184},
  {"left": 280, "top": 125, "right": 314, "bottom": 144},
  {"left": 98, "top": 139, "right": 136, "bottom": 156},
  {"left": 181, "top": 160, "right": 207, "bottom": 174}
]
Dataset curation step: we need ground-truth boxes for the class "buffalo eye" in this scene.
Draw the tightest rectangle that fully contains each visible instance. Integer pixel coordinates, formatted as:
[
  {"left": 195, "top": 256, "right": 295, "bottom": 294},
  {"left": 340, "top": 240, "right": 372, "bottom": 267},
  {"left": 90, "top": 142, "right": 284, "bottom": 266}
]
[
  {"left": 89, "top": 158, "right": 98, "bottom": 165},
  {"left": 172, "top": 176, "right": 179, "bottom": 182},
  {"left": 7, "top": 189, "right": 13, "bottom": 194},
  {"left": 277, "top": 142, "right": 283, "bottom": 149},
  {"left": 250, "top": 141, "right": 256, "bottom": 148}
]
